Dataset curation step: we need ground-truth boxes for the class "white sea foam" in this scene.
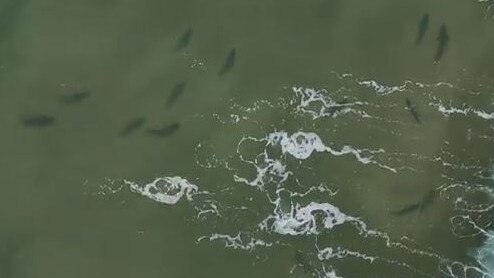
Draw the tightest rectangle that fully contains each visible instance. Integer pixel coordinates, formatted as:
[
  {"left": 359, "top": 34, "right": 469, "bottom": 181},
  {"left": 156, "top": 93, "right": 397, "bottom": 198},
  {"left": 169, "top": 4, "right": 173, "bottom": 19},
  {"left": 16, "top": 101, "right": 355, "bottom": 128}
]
[
  {"left": 358, "top": 78, "right": 457, "bottom": 96},
  {"left": 435, "top": 104, "right": 469, "bottom": 116},
  {"left": 319, "top": 246, "right": 445, "bottom": 278},
  {"left": 197, "top": 233, "right": 274, "bottom": 251},
  {"left": 292, "top": 87, "right": 370, "bottom": 119},
  {"left": 474, "top": 110, "right": 494, "bottom": 120},
  {"left": 475, "top": 231, "right": 494, "bottom": 278},
  {"left": 195, "top": 200, "right": 222, "bottom": 219},
  {"left": 267, "top": 131, "right": 327, "bottom": 160},
  {"left": 320, "top": 266, "right": 344, "bottom": 278},
  {"left": 125, "top": 176, "right": 200, "bottom": 204},
  {"left": 233, "top": 150, "right": 291, "bottom": 188},
  {"left": 260, "top": 201, "right": 353, "bottom": 235},
  {"left": 469, "top": 182, "right": 494, "bottom": 278},
  {"left": 491, "top": 162, "right": 494, "bottom": 181},
  {"left": 478, "top": 0, "right": 494, "bottom": 12},
  {"left": 266, "top": 131, "right": 395, "bottom": 172},
  {"left": 318, "top": 247, "right": 377, "bottom": 263},
  {"left": 429, "top": 101, "right": 494, "bottom": 121},
  {"left": 358, "top": 80, "right": 408, "bottom": 95}
]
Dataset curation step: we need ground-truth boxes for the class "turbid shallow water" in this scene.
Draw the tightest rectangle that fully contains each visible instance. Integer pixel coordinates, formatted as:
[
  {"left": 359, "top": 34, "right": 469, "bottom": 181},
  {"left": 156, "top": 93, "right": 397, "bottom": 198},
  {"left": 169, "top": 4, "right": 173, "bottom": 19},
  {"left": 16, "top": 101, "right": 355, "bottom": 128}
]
[{"left": 1, "top": 0, "right": 494, "bottom": 277}]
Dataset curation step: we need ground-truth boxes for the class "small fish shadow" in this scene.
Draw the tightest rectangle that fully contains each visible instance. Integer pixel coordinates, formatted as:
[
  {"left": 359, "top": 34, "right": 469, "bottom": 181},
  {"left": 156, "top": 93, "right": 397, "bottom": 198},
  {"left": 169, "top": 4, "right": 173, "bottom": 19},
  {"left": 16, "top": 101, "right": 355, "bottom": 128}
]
[
  {"left": 415, "top": 13, "right": 429, "bottom": 44},
  {"left": 20, "top": 114, "right": 55, "bottom": 128},
  {"left": 434, "top": 24, "right": 449, "bottom": 63},
  {"left": 218, "top": 48, "right": 236, "bottom": 76},
  {"left": 120, "top": 117, "right": 146, "bottom": 137},
  {"left": 391, "top": 190, "right": 438, "bottom": 216},
  {"left": 147, "top": 123, "right": 180, "bottom": 137},
  {"left": 166, "top": 82, "right": 187, "bottom": 108},
  {"left": 405, "top": 97, "right": 421, "bottom": 124},
  {"left": 176, "top": 28, "right": 193, "bottom": 51}
]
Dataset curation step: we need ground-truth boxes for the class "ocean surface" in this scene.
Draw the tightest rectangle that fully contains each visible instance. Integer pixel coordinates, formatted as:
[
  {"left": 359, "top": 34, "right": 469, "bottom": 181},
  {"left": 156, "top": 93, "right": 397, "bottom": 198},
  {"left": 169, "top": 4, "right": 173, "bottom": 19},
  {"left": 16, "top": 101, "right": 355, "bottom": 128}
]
[{"left": 1, "top": 0, "right": 494, "bottom": 277}]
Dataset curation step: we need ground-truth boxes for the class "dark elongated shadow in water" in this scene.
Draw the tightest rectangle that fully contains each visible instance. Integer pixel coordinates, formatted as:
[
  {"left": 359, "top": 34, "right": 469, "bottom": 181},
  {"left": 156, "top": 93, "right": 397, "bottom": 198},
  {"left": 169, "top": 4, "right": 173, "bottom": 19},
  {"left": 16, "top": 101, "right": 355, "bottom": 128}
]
[
  {"left": 391, "top": 203, "right": 421, "bottom": 216},
  {"left": 218, "top": 48, "right": 236, "bottom": 76},
  {"left": 147, "top": 123, "right": 180, "bottom": 137},
  {"left": 175, "top": 28, "right": 193, "bottom": 51},
  {"left": 166, "top": 82, "right": 186, "bottom": 108},
  {"left": 415, "top": 13, "right": 429, "bottom": 44},
  {"left": 120, "top": 117, "right": 146, "bottom": 137},
  {"left": 434, "top": 24, "right": 449, "bottom": 63},
  {"left": 20, "top": 114, "right": 55, "bottom": 128},
  {"left": 405, "top": 97, "right": 421, "bottom": 124},
  {"left": 391, "top": 190, "right": 438, "bottom": 216}
]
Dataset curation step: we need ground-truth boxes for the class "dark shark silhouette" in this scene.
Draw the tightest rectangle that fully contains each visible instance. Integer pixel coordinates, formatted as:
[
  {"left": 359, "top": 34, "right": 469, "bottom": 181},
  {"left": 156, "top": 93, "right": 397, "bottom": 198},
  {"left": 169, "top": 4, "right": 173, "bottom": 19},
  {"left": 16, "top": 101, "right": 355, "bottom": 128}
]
[
  {"left": 120, "top": 117, "right": 146, "bottom": 137},
  {"left": 166, "top": 82, "right": 186, "bottom": 108},
  {"left": 219, "top": 48, "right": 236, "bottom": 76},
  {"left": 392, "top": 190, "right": 437, "bottom": 216},
  {"left": 434, "top": 24, "right": 449, "bottom": 63},
  {"left": 20, "top": 114, "right": 55, "bottom": 128},
  {"left": 176, "top": 28, "right": 193, "bottom": 51},
  {"left": 405, "top": 97, "right": 421, "bottom": 124},
  {"left": 416, "top": 13, "right": 429, "bottom": 44},
  {"left": 147, "top": 123, "right": 180, "bottom": 137}
]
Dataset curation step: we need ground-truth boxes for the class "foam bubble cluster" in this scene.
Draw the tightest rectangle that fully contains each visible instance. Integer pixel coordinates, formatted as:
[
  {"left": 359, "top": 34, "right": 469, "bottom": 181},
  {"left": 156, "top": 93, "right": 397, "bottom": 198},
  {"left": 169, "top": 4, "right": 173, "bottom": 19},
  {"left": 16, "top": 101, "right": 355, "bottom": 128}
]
[
  {"left": 267, "top": 131, "right": 327, "bottom": 160},
  {"left": 260, "top": 202, "right": 352, "bottom": 235},
  {"left": 125, "top": 177, "right": 200, "bottom": 205}
]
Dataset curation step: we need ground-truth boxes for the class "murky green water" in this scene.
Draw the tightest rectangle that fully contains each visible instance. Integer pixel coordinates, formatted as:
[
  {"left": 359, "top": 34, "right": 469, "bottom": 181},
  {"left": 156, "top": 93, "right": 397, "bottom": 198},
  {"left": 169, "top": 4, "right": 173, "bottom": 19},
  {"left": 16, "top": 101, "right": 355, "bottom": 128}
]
[{"left": 1, "top": 0, "right": 494, "bottom": 277}]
